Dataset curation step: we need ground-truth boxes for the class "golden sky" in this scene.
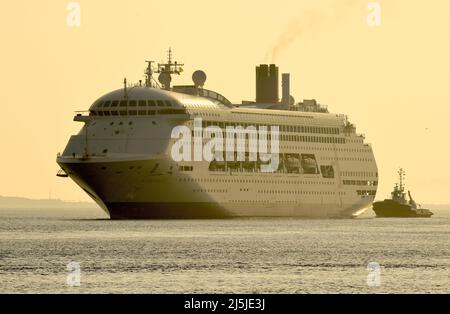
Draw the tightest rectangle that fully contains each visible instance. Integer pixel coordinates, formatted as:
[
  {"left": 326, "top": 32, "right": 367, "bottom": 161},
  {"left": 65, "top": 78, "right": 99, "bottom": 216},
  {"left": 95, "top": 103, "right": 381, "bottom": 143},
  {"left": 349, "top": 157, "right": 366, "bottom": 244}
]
[{"left": 0, "top": 0, "right": 449, "bottom": 203}]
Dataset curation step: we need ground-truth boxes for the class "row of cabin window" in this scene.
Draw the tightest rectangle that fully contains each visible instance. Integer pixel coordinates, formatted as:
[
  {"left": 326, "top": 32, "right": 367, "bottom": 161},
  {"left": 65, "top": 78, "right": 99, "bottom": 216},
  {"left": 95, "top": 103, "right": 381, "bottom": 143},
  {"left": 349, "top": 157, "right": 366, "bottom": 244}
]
[
  {"left": 90, "top": 108, "right": 186, "bottom": 116},
  {"left": 200, "top": 120, "right": 339, "bottom": 135},
  {"left": 259, "top": 190, "right": 337, "bottom": 195},
  {"left": 343, "top": 180, "right": 378, "bottom": 186},
  {"left": 178, "top": 177, "right": 335, "bottom": 185},
  {"left": 323, "top": 157, "right": 373, "bottom": 162},
  {"left": 280, "top": 134, "right": 345, "bottom": 144},
  {"left": 96, "top": 99, "right": 176, "bottom": 108},
  {"left": 357, "top": 190, "right": 377, "bottom": 196},
  {"left": 190, "top": 130, "right": 344, "bottom": 144},
  {"left": 341, "top": 171, "right": 377, "bottom": 177}
]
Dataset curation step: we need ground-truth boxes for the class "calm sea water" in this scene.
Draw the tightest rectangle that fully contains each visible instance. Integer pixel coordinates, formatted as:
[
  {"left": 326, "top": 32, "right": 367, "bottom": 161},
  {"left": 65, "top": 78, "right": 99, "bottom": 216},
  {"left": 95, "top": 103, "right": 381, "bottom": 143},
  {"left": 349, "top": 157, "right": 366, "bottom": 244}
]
[{"left": 0, "top": 208, "right": 448, "bottom": 293}]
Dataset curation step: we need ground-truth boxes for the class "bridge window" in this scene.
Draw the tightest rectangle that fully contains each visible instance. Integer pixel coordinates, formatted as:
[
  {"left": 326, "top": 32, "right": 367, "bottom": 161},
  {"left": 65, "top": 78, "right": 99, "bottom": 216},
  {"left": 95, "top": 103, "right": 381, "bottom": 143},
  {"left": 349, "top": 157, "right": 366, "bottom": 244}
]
[
  {"left": 111, "top": 101, "right": 119, "bottom": 107},
  {"left": 148, "top": 100, "right": 156, "bottom": 107},
  {"left": 129, "top": 100, "right": 137, "bottom": 107},
  {"left": 157, "top": 100, "right": 165, "bottom": 107},
  {"left": 139, "top": 100, "right": 147, "bottom": 107},
  {"left": 103, "top": 101, "right": 111, "bottom": 107},
  {"left": 119, "top": 100, "right": 127, "bottom": 107}
]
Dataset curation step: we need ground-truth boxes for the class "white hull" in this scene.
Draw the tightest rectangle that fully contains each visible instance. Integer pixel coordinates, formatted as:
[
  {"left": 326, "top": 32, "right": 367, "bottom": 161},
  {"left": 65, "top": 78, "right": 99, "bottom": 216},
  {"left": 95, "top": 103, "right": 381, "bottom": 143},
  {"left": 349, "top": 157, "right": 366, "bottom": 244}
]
[
  {"left": 58, "top": 153, "right": 376, "bottom": 219},
  {"left": 57, "top": 75, "right": 378, "bottom": 219}
]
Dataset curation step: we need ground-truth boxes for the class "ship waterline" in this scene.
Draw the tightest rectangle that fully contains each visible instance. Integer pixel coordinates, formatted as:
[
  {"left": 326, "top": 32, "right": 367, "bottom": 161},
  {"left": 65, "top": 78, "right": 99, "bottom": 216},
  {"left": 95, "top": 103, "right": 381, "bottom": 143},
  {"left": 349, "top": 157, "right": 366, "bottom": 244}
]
[{"left": 57, "top": 55, "right": 378, "bottom": 219}]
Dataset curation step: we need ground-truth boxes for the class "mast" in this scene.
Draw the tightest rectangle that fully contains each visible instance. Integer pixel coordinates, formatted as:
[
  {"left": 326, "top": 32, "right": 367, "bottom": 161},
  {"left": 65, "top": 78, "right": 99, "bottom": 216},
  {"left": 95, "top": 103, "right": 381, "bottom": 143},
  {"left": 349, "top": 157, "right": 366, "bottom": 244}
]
[
  {"left": 144, "top": 61, "right": 154, "bottom": 88},
  {"left": 155, "top": 48, "right": 184, "bottom": 90},
  {"left": 397, "top": 168, "right": 407, "bottom": 202},
  {"left": 398, "top": 168, "right": 405, "bottom": 192},
  {"left": 123, "top": 78, "right": 128, "bottom": 98}
]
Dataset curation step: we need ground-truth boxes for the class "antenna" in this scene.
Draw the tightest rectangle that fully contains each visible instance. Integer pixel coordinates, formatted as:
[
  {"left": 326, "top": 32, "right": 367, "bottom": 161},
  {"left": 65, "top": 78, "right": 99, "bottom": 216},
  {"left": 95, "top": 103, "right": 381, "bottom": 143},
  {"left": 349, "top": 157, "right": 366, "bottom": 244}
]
[
  {"left": 145, "top": 61, "right": 156, "bottom": 87},
  {"left": 123, "top": 78, "right": 128, "bottom": 98},
  {"left": 145, "top": 61, "right": 152, "bottom": 87},
  {"left": 155, "top": 48, "right": 184, "bottom": 90},
  {"left": 398, "top": 168, "right": 405, "bottom": 191}
]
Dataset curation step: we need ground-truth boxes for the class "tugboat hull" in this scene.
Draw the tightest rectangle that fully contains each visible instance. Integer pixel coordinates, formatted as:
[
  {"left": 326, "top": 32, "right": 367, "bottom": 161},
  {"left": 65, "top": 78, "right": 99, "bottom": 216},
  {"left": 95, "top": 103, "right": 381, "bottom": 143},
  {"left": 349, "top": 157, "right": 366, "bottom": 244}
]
[{"left": 373, "top": 200, "right": 433, "bottom": 218}]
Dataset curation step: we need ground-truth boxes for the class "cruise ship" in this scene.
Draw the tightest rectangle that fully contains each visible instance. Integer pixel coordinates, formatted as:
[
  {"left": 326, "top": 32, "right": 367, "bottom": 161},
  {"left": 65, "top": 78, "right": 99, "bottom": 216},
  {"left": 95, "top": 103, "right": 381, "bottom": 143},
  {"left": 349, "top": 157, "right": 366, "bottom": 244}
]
[{"left": 56, "top": 50, "right": 378, "bottom": 219}]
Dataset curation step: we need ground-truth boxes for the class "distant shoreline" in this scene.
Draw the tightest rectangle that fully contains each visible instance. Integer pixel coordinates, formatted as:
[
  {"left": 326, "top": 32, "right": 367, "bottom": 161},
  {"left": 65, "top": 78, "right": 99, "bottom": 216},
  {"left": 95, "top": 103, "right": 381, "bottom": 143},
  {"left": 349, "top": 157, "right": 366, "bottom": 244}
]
[
  {"left": 0, "top": 195, "right": 448, "bottom": 212},
  {"left": 0, "top": 195, "right": 97, "bottom": 209}
]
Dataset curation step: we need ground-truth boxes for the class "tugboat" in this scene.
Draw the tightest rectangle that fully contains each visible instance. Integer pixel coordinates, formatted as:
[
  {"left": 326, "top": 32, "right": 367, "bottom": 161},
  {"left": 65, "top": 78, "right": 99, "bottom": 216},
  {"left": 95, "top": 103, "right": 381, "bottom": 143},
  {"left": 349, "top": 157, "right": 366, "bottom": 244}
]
[{"left": 373, "top": 169, "right": 433, "bottom": 218}]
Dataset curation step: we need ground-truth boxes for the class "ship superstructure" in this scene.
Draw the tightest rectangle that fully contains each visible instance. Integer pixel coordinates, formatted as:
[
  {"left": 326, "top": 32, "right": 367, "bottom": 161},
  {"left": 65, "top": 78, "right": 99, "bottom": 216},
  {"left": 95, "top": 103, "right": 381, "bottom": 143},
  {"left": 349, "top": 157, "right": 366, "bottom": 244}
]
[{"left": 57, "top": 50, "right": 378, "bottom": 219}]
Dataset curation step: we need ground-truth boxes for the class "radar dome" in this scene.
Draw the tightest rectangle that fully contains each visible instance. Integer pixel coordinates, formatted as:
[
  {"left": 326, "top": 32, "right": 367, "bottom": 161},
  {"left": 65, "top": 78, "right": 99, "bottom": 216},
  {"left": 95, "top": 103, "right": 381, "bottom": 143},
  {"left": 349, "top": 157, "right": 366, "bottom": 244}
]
[
  {"left": 158, "top": 72, "right": 171, "bottom": 87},
  {"left": 192, "top": 70, "right": 207, "bottom": 87}
]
